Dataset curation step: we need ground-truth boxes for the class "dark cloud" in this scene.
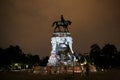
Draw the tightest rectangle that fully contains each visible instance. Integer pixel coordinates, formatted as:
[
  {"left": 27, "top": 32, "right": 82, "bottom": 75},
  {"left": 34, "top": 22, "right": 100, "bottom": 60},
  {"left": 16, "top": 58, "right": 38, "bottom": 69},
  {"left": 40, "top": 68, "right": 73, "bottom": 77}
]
[{"left": 0, "top": 0, "right": 120, "bottom": 56}]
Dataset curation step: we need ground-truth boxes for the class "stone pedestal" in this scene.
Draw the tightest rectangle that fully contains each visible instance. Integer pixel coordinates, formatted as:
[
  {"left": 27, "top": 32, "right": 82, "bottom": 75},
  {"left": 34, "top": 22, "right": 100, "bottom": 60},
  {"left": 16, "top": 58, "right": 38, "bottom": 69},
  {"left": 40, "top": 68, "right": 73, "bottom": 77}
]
[{"left": 48, "top": 32, "right": 74, "bottom": 66}]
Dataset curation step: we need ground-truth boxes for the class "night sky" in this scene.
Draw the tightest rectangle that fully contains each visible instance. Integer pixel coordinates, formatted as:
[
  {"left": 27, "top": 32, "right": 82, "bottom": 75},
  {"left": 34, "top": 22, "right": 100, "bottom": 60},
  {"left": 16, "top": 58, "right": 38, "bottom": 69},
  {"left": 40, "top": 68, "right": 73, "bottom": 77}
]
[{"left": 0, "top": 0, "right": 120, "bottom": 56}]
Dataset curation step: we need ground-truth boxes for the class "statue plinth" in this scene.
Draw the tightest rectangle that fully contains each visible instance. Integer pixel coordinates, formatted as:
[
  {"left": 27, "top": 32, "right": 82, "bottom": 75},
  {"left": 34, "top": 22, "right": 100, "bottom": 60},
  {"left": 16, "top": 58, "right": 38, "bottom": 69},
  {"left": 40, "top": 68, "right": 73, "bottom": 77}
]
[{"left": 48, "top": 32, "right": 74, "bottom": 66}]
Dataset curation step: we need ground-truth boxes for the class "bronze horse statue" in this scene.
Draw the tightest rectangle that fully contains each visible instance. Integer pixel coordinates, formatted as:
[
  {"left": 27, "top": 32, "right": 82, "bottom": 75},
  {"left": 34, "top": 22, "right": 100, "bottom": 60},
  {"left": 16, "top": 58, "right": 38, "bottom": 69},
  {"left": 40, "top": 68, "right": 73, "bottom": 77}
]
[{"left": 52, "top": 15, "right": 72, "bottom": 32}]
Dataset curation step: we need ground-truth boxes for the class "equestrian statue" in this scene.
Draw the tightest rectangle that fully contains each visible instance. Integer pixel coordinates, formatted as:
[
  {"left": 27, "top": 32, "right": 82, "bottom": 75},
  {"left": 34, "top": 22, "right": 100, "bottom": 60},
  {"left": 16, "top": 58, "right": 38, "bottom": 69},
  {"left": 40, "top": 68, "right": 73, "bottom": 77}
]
[{"left": 52, "top": 15, "right": 72, "bottom": 32}]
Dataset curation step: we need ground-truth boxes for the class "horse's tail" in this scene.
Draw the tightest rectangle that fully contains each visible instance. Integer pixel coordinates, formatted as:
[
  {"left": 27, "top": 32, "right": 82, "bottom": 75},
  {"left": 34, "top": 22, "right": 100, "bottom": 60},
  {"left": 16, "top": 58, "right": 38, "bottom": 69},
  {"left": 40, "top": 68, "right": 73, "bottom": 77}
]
[{"left": 52, "top": 22, "right": 56, "bottom": 27}]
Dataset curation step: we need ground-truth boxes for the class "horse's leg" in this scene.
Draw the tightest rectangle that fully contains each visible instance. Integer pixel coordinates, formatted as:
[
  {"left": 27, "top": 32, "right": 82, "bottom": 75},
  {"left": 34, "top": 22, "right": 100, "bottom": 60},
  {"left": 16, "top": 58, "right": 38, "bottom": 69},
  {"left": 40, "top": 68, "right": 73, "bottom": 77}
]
[
  {"left": 66, "top": 27, "right": 69, "bottom": 32},
  {"left": 54, "top": 26, "right": 57, "bottom": 32},
  {"left": 63, "top": 26, "right": 66, "bottom": 32},
  {"left": 64, "top": 26, "right": 68, "bottom": 32},
  {"left": 58, "top": 26, "right": 61, "bottom": 32}
]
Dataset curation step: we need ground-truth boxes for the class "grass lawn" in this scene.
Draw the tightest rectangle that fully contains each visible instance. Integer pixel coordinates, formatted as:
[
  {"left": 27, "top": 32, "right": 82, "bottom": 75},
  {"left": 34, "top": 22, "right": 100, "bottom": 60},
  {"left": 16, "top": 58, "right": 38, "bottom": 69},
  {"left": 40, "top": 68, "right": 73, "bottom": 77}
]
[{"left": 0, "top": 69, "right": 120, "bottom": 80}]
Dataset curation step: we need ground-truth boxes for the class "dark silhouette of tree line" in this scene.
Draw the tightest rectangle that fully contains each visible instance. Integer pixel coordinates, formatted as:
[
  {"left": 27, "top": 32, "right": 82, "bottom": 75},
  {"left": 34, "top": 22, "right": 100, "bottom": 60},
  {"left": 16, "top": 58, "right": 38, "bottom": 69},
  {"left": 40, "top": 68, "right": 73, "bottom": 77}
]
[
  {"left": 89, "top": 43, "right": 120, "bottom": 69},
  {"left": 0, "top": 45, "right": 49, "bottom": 70}
]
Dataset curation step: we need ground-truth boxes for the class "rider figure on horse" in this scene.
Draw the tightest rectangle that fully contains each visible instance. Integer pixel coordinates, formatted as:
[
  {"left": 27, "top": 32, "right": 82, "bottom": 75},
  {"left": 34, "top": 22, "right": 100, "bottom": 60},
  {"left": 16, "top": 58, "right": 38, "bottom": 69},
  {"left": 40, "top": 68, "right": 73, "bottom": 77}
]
[{"left": 52, "top": 15, "right": 72, "bottom": 32}]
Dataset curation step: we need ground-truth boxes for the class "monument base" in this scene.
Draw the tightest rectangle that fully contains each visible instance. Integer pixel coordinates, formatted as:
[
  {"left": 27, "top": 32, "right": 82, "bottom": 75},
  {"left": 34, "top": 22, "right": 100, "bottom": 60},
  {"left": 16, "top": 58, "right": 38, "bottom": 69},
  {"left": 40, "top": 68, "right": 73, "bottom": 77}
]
[{"left": 48, "top": 32, "right": 75, "bottom": 66}]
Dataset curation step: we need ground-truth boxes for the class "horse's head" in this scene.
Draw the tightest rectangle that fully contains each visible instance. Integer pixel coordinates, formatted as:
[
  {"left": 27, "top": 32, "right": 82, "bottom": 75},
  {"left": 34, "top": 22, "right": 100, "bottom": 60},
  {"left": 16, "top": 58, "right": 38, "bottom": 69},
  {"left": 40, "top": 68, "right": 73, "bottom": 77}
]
[{"left": 67, "top": 20, "right": 72, "bottom": 25}]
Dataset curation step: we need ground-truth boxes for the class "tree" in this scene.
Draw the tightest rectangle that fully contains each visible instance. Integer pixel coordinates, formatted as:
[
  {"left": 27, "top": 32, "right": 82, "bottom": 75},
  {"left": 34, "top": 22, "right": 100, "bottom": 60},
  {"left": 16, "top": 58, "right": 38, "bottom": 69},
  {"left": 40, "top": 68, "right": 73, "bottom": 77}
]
[
  {"left": 32, "top": 55, "right": 40, "bottom": 64},
  {"left": 115, "top": 51, "right": 120, "bottom": 66},
  {"left": 0, "top": 48, "right": 4, "bottom": 67},
  {"left": 5, "top": 45, "right": 23, "bottom": 63},
  {"left": 102, "top": 44, "right": 118, "bottom": 68},
  {"left": 89, "top": 44, "right": 101, "bottom": 67},
  {"left": 40, "top": 56, "right": 49, "bottom": 66}
]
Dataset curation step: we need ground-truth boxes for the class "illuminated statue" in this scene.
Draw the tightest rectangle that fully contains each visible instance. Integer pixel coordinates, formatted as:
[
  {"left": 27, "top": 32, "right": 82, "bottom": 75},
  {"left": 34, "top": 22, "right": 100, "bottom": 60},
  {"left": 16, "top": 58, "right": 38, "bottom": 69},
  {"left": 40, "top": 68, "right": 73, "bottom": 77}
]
[
  {"left": 52, "top": 15, "right": 72, "bottom": 32},
  {"left": 48, "top": 15, "right": 75, "bottom": 66}
]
